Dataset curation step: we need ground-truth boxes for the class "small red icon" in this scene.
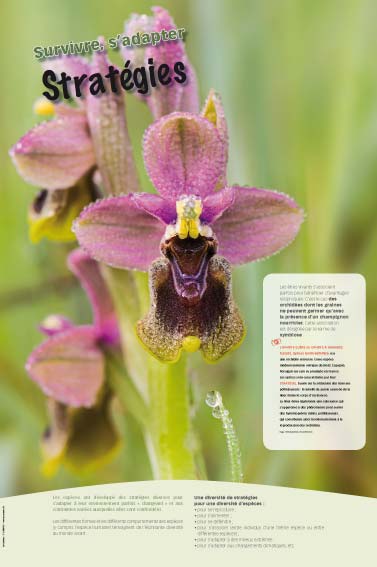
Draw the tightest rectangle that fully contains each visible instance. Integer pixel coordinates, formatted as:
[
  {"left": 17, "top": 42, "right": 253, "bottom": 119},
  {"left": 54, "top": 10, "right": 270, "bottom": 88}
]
[{"left": 271, "top": 338, "right": 281, "bottom": 346}]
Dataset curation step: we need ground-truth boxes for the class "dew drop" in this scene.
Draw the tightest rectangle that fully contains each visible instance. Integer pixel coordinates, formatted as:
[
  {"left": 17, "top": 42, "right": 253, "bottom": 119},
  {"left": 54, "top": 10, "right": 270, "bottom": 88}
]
[
  {"left": 205, "top": 390, "right": 222, "bottom": 408},
  {"left": 211, "top": 407, "right": 222, "bottom": 419},
  {"left": 206, "top": 389, "right": 243, "bottom": 483}
]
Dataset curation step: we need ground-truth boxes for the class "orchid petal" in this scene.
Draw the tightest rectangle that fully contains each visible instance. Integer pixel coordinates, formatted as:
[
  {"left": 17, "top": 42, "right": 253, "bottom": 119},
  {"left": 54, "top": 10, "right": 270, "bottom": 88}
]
[
  {"left": 10, "top": 115, "right": 95, "bottom": 189},
  {"left": 213, "top": 186, "right": 304, "bottom": 264},
  {"left": 26, "top": 326, "right": 104, "bottom": 408},
  {"left": 143, "top": 112, "right": 226, "bottom": 200},
  {"left": 74, "top": 195, "right": 165, "bottom": 271},
  {"left": 144, "top": 7, "right": 195, "bottom": 118},
  {"left": 86, "top": 43, "right": 139, "bottom": 195},
  {"left": 68, "top": 248, "right": 118, "bottom": 343},
  {"left": 202, "top": 89, "right": 228, "bottom": 187},
  {"left": 123, "top": 8, "right": 199, "bottom": 117},
  {"left": 132, "top": 192, "right": 176, "bottom": 224},
  {"left": 202, "top": 186, "right": 235, "bottom": 224},
  {"left": 122, "top": 13, "right": 152, "bottom": 69}
]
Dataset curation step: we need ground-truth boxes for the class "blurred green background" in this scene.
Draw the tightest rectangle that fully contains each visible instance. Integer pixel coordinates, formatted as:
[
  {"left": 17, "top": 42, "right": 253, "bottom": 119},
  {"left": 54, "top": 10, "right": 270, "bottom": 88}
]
[{"left": 0, "top": 0, "right": 376, "bottom": 497}]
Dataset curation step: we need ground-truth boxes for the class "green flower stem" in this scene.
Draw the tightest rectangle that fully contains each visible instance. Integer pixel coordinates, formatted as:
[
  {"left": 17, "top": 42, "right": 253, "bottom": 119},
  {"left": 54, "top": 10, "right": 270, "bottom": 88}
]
[
  {"left": 102, "top": 266, "right": 198, "bottom": 480},
  {"left": 102, "top": 267, "right": 149, "bottom": 399},
  {"left": 147, "top": 355, "right": 197, "bottom": 479}
]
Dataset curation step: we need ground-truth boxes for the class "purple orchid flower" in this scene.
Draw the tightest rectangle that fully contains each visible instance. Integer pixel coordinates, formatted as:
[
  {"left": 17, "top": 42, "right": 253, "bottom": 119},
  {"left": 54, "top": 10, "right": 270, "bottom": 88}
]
[
  {"left": 74, "top": 96, "right": 304, "bottom": 363},
  {"left": 123, "top": 6, "right": 199, "bottom": 119},
  {"left": 26, "top": 248, "right": 120, "bottom": 473},
  {"left": 26, "top": 248, "right": 119, "bottom": 408},
  {"left": 9, "top": 47, "right": 139, "bottom": 242}
]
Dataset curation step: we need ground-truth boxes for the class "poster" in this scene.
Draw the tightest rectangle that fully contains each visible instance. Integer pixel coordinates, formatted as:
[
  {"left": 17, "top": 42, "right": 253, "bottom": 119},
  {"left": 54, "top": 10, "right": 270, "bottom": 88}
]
[{"left": 0, "top": 1, "right": 375, "bottom": 565}]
